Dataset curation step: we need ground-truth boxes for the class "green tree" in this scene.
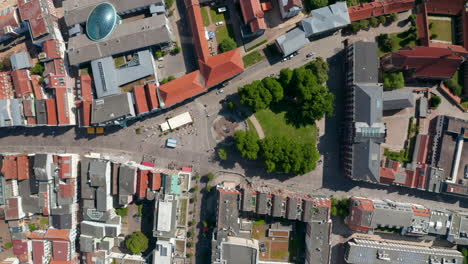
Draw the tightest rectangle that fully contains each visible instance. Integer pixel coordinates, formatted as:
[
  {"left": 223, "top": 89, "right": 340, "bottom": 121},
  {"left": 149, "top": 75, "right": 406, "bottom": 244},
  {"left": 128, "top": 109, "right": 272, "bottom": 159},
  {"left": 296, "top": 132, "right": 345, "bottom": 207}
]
[
  {"left": 227, "top": 101, "right": 235, "bottom": 111},
  {"left": 204, "top": 172, "right": 215, "bottom": 182},
  {"left": 29, "top": 223, "right": 39, "bottom": 231},
  {"left": 359, "top": 19, "right": 370, "bottom": 29},
  {"left": 377, "top": 33, "right": 397, "bottom": 52},
  {"left": 219, "top": 38, "right": 237, "bottom": 53},
  {"left": 31, "top": 63, "right": 45, "bottom": 75},
  {"left": 3, "top": 242, "right": 12, "bottom": 249},
  {"left": 305, "top": 0, "right": 328, "bottom": 10},
  {"left": 186, "top": 242, "right": 193, "bottom": 248},
  {"left": 262, "top": 77, "right": 284, "bottom": 102},
  {"left": 290, "top": 68, "right": 319, "bottom": 100},
  {"left": 0, "top": 59, "right": 11, "bottom": 71},
  {"left": 115, "top": 207, "right": 128, "bottom": 217},
  {"left": 171, "top": 45, "right": 181, "bottom": 54},
  {"left": 186, "top": 253, "right": 193, "bottom": 258},
  {"left": 279, "top": 68, "right": 293, "bottom": 87},
  {"left": 187, "top": 230, "right": 195, "bottom": 238},
  {"left": 444, "top": 79, "right": 462, "bottom": 96},
  {"left": 350, "top": 21, "right": 361, "bottom": 33},
  {"left": 217, "top": 148, "right": 228, "bottom": 160},
  {"left": 430, "top": 95, "right": 441, "bottom": 109},
  {"left": 369, "top": 17, "right": 379, "bottom": 28},
  {"left": 234, "top": 130, "right": 260, "bottom": 160},
  {"left": 300, "top": 89, "right": 335, "bottom": 122},
  {"left": 260, "top": 136, "right": 320, "bottom": 174},
  {"left": 304, "top": 57, "right": 329, "bottom": 84},
  {"left": 239, "top": 80, "right": 272, "bottom": 111},
  {"left": 125, "top": 232, "right": 148, "bottom": 255},
  {"left": 166, "top": 0, "right": 175, "bottom": 7},
  {"left": 388, "top": 13, "right": 398, "bottom": 23},
  {"left": 205, "top": 185, "right": 213, "bottom": 192},
  {"left": 383, "top": 72, "right": 405, "bottom": 90},
  {"left": 430, "top": 34, "right": 438, "bottom": 40},
  {"left": 409, "top": 14, "right": 417, "bottom": 25},
  {"left": 378, "top": 15, "right": 387, "bottom": 25}
]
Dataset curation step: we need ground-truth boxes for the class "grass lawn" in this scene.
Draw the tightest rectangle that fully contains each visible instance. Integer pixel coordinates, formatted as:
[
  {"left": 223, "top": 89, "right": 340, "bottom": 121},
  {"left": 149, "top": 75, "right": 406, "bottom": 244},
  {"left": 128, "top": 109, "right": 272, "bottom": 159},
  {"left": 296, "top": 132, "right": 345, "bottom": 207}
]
[
  {"left": 114, "top": 56, "right": 126, "bottom": 68},
  {"left": 210, "top": 8, "right": 229, "bottom": 23},
  {"left": 254, "top": 108, "right": 317, "bottom": 145},
  {"left": 271, "top": 245, "right": 289, "bottom": 260},
  {"left": 79, "top": 65, "right": 91, "bottom": 76},
  {"left": 247, "top": 118, "right": 259, "bottom": 138},
  {"left": 178, "top": 199, "right": 188, "bottom": 226},
  {"left": 215, "top": 24, "right": 236, "bottom": 44},
  {"left": 201, "top": 6, "right": 211, "bottom": 27},
  {"left": 378, "top": 32, "right": 416, "bottom": 57},
  {"left": 242, "top": 51, "right": 264, "bottom": 68},
  {"left": 429, "top": 18, "right": 453, "bottom": 42},
  {"left": 252, "top": 222, "right": 267, "bottom": 240}
]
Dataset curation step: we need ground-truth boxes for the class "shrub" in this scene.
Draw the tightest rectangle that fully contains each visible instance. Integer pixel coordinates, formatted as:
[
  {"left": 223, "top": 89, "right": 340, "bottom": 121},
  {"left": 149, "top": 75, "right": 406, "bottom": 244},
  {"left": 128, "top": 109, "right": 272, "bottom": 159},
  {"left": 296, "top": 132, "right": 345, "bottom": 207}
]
[
  {"left": 369, "top": 17, "right": 379, "bottom": 28},
  {"left": 3, "top": 242, "right": 12, "bottom": 249},
  {"left": 430, "top": 34, "right": 438, "bottom": 40},
  {"left": 378, "top": 15, "right": 387, "bottom": 25},
  {"left": 171, "top": 46, "right": 181, "bottom": 54},
  {"left": 429, "top": 22, "right": 433, "bottom": 29},
  {"left": 350, "top": 21, "right": 361, "bottom": 33},
  {"left": 31, "top": 63, "right": 45, "bottom": 75},
  {"left": 227, "top": 101, "right": 235, "bottom": 111},
  {"left": 409, "top": 14, "right": 417, "bottom": 25},
  {"left": 155, "top": 51, "right": 163, "bottom": 58},
  {"left": 217, "top": 148, "right": 227, "bottom": 160},
  {"left": 377, "top": 33, "right": 397, "bottom": 52},
  {"left": 204, "top": 172, "right": 215, "bottom": 182},
  {"left": 187, "top": 230, "right": 195, "bottom": 238},
  {"left": 444, "top": 79, "right": 463, "bottom": 96},
  {"left": 388, "top": 13, "right": 398, "bottom": 23},
  {"left": 29, "top": 223, "right": 39, "bottom": 231},
  {"left": 186, "top": 253, "right": 193, "bottom": 258},
  {"left": 429, "top": 95, "right": 441, "bottom": 109},
  {"left": 115, "top": 207, "right": 128, "bottom": 217},
  {"left": 219, "top": 38, "right": 237, "bottom": 53},
  {"left": 383, "top": 72, "right": 405, "bottom": 90},
  {"left": 359, "top": 19, "right": 370, "bottom": 29},
  {"left": 125, "top": 232, "right": 149, "bottom": 255}
]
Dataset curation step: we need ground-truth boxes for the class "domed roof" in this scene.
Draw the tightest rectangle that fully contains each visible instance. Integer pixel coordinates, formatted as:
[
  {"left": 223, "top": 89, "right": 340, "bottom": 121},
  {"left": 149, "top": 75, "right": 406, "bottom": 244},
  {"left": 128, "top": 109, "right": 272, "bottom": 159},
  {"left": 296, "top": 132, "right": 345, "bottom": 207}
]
[{"left": 86, "top": 3, "right": 119, "bottom": 41}]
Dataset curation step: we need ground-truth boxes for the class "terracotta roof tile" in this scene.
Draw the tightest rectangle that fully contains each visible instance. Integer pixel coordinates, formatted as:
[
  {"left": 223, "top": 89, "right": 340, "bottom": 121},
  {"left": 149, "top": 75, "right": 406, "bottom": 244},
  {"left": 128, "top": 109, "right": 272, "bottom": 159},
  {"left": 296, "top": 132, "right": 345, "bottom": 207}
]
[
  {"left": 136, "top": 169, "right": 149, "bottom": 198},
  {"left": 348, "top": 0, "right": 414, "bottom": 21},
  {"left": 18, "top": 0, "right": 56, "bottom": 39},
  {"left": 52, "top": 241, "right": 69, "bottom": 261},
  {"left": 199, "top": 49, "right": 244, "bottom": 88},
  {"left": 0, "top": 8, "right": 20, "bottom": 36},
  {"left": 16, "top": 155, "right": 30, "bottom": 180},
  {"left": 158, "top": 71, "right": 206, "bottom": 107},
  {"left": 11, "top": 69, "right": 33, "bottom": 98},
  {"left": 29, "top": 230, "right": 47, "bottom": 240},
  {"left": 12, "top": 239, "right": 28, "bottom": 259},
  {"left": 54, "top": 88, "right": 70, "bottom": 125},
  {"left": 57, "top": 156, "right": 72, "bottom": 178},
  {"left": 185, "top": 0, "right": 209, "bottom": 62},
  {"left": 240, "top": 0, "right": 266, "bottom": 32},
  {"left": 0, "top": 71, "right": 13, "bottom": 99},
  {"left": 45, "top": 229, "right": 70, "bottom": 241},
  {"left": 32, "top": 240, "right": 46, "bottom": 264},
  {"left": 78, "top": 74, "right": 93, "bottom": 101},
  {"left": 80, "top": 100, "right": 92, "bottom": 127},
  {"left": 133, "top": 85, "right": 149, "bottom": 114},
  {"left": 145, "top": 83, "right": 159, "bottom": 110},
  {"left": 30, "top": 74, "right": 44, "bottom": 99},
  {"left": 59, "top": 182, "right": 75, "bottom": 198},
  {"left": 2, "top": 155, "right": 18, "bottom": 179},
  {"left": 43, "top": 39, "right": 62, "bottom": 60},
  {"left": 150, "top": 172, "right": 161, "bottom": 191},
  {"left": 5, "top": 197, "right": 21, "bottom": 220},
  {"left": 45, "top": 98, "right": 57, "bottom": 125}
]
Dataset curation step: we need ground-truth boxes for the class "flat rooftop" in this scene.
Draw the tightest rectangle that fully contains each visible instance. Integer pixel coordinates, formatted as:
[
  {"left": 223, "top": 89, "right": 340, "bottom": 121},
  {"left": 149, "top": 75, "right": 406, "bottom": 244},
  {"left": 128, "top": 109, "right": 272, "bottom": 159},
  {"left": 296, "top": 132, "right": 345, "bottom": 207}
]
[
  {"left": 67, "top": 14, "right": 172, "bottom": 65},
  {"left": 63, "top": 0, "right": 161, "bottom": 26}
]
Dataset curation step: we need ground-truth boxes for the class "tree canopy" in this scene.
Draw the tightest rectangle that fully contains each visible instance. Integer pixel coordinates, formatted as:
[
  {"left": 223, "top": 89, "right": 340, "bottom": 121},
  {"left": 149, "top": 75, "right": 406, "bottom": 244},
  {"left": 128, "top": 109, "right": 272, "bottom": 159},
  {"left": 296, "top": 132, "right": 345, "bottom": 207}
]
[
  {"left": 304, "top": 57, "right": 329, "bottom": 84},
  {"left": 279, "top": 68, "right": 293, "bottom": 87},
  {"left": 305, "top": 0, "right": 328, "bottom": 10},
  {"left": 262, "top": 77, "right": 284, "bottom": 102},
  {"left": 234, "top": 130, "right": 260, "bottom": 160},
  {"left": 260, "top": 136, "right": 320, "bottom": 174},
  {"left": 125, "top": 232, "right": 148, "bottom": 255},
  {"left": 383, "top": 72, "right": 405, "bottom": 90},
  {"left": 31, "top": 63, "right": 45, "bottom": 75},
  {"left": 429, "top": 95, "right": 441, "bottom": 109},
  {"left": 218, "top": 38, "right": 237, "bottom": 53},
  {"left": 238, "top": 80, "right": 272, "bottom": 111}
]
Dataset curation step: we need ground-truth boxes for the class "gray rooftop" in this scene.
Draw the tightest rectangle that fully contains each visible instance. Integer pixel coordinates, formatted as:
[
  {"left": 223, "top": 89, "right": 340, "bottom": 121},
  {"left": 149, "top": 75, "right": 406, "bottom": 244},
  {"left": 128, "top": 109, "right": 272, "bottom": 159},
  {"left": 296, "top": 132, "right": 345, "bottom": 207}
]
[
  {"left": 34, "top": 100, "right": 47, "bottom": 125},
  {"left": 80, "top": 158, "right": 96, "bottom": 200},
  {"left": 256, "top": 193, "right": 268, "bottom": 215},
  {"left": 153, "top": 198, "right": 178, "bottom": 238},
  {"left": 370, "top": 200, "right": 413, "bottom": 229},
  {"left": 33, "top": 154, "right": 51, "bottom": 181},
  {"left": 241, "top": 189, "right": 254, "bottom": 212},
  {"left": 91, "top": 93, "right": 135, "bottom": 125},
  {"left": 354, "top": 84, "right": 383, "bottom": 125},
  {"left": 96, "top": 187, "right": 110, "bottom": 212},
  {"left": 220, "top": 243, "right": 257, "bottom": 264},
  {"left": 383, "top": 90, "right": 415, "bottom": 111},
  {"left": 345, "top": 238, "right": 464, "bottom": 264},
  {"left": 418, "top": 97, "right": 428, "bottom": 118},
  {"left": 351, "top": 140, "right": 381, "bottom": 182},
  {"left": 305, "top": 222, "right": 331, "bottom": 264},
  {"left": 272, "top": 194, "right": 285, "bottom": 218},
  {"left": 91, "top": 50, "right": 155, "bottom": 99},
  {"left": 216, "top": 190, "right": 240, "bottom": 233},
  {"left": 118, "top": 165, "right": 136, "bottom": 196},
  {"left": 52, "top": 214, "right": 72, "bottom": 229},
  {"left": 79, "top": 235, "right": 96, "bottom": 253},
  {"left": 275, "top": 27, "right": 309, "bottom": 56},
  {"left": 81, "top": 221, "right": 105, "bottom": 238},
  {"left": 63, "top": 0, "right": 162, "bottom": 26},
  {"left": 353, "top": 42, "right": 379, "bottom": 84},
  {"left": 287, "top": 198, "right": 298, "bottom": 220},
  {"left": 89, "top": 159, "right": 109, "bottom": 187},
  {"left": 67, "top": 14, "right": 172, "bottom": 65},
  {"left": 10, "top": 52, "right": 32, "bottom": 70},
  {"left": 301, "top": 2, "right": 350, "bottom": 38}
]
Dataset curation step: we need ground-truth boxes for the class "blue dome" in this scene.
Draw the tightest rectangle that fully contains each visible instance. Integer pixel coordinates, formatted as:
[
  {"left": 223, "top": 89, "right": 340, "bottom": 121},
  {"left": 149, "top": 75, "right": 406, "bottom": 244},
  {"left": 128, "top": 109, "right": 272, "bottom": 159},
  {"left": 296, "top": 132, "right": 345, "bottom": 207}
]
[{"left": 86, "top": 3, "right": 119, "bottom": 41}]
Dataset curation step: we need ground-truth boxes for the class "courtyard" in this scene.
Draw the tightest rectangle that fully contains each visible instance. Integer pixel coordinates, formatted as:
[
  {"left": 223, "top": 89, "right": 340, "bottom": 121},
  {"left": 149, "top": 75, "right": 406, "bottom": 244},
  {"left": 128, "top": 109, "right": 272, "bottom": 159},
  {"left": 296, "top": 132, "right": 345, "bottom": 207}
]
[
  {"left": 428, "top": 16, "right": 454, "bottom": 43},
  {"left": 200, "top": 5, "right": 237, "bottom": 54},
  {"left": 251, "top": 220, "right": 293, "bottom": 262}
]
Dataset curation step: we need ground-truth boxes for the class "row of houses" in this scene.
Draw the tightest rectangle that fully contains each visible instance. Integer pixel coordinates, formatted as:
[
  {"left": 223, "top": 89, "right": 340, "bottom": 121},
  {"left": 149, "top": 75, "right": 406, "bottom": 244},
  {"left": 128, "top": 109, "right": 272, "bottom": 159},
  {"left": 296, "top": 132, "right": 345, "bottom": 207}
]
[
  {"left": 0, "top": 153, "right": 79, "bottom": 264},
  {"left": 346, "top": 196, "right": 468, "bottom": 246},
  {"left": 212, "top": 182, "right": 332, "bottom": 264}
]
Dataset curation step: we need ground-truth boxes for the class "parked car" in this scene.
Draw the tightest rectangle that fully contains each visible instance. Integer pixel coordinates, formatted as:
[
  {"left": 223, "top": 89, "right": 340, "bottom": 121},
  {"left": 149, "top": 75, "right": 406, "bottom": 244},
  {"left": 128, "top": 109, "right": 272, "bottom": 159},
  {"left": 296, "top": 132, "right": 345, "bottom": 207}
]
[
  {"left": 306, "top": 52, "right": 315, "bottom": 58},
  {"left": 216, "top": 89, "right": 225, "bottom": 95},
  {"left": 464, "top": 165, "right": 468, "bottom": 179},
  {"left": 215, "top": 21, "right": 224, "bottom": 26}
]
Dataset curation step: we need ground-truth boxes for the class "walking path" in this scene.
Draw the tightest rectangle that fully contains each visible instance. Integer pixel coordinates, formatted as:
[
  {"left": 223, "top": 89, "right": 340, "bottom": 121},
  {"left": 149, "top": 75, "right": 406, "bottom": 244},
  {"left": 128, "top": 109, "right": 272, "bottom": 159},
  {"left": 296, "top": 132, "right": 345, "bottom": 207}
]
[{"left": 248, "top": 115, "right": 265, "bottom": 139}]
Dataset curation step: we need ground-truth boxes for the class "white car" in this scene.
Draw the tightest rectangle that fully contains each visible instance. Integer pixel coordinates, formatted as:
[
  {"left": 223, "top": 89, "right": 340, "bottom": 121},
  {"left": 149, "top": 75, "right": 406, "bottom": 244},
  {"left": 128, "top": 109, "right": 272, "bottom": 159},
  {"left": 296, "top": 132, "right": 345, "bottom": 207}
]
[{"left": 215, "top": 21, "right": 224, "bottom": 26}]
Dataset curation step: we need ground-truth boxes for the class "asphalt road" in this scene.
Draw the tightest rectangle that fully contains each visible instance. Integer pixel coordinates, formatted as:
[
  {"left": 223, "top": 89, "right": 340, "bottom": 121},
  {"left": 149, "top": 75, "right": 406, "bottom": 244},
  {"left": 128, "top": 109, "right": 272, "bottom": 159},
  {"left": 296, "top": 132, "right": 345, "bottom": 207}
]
[{"left": 1, "top": 12, "right": 467, "bottom": 213}]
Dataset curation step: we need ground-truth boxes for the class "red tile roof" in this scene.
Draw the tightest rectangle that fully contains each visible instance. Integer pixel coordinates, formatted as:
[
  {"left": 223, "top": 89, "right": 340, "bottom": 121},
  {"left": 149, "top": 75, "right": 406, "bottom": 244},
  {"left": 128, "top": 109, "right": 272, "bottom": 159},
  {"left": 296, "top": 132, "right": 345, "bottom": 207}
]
[
  {"left": 199, "top": 49, "right": 244, "bottom": 88},
  {"left": 18, "top": 0, "right": 56, "bottom": 39},
  {"left": 426, "top": 0, "right": 464, "bottom": 16},
  {"left": 43, "top": 39, "right": 62, "bottom": 60},
  {"left": 57, "top": 156, "right": 72, "bottom": 178},
  {"left": 2, "top": 155, "right": 18, "bottom": 179},
  {"left": 145, "top": 83, "right": 159, "bottom": 110},
  {"left": 133, "top": 85, "right": 149, "bottom": 114},
  {"left": 240, "top": 0, "right": 266, "bottom": 32},
  {"left": 12, "top": 239, "right": 29, "bottom": 260},
  {"left": 50, "top": 260, "right": 74, "bottom": 264},
  {"left": 16, "top": 155, "right": 30, "bottom": 180},
  {"left": 385, "top": 46, "right": 463, "bottom": 79},
  {"left": 416, "top": 134, "right": 429, "bottom": 164},
  {"left": 11, "top": 69, "right": 33, "bottom": 99},
  {"left": 0, "top": 71, "right": 13, "bottom": 99},
  {"left": 52, "top": 241, "right": 69, "bottom": 261},
  {"left": 44, "top": 59, "right": 66, "bottom": 77},
  {"left": 32, "top": 240, "right": 46, "bottom": 264},
  {"left": 346, "top": 197, "right": 375, "bottom": 232},
  {"left": 78, "top": 75, "right": 93, "bottom": 101},
  {"left": 5, "top": 197, "right": 22, "bottom": 220},
  {"left": 29, "top": 230, "right": 47, "bottom": 240},
  {"left": 45, "top": 229, "right": 70, "bottom": 241},
  {"left": 348, "top": 0, "right": 414, "bottom": 21},
  {"left": 150, "top": 172, "right": 161, "bottom": 191},
  {"left": 158, "top": 71, "right": 206, "bottom": 107},
  {"left": 80, "top": 100, "right": 92, "bottom": 127},
  {"left": 0, "top": 7, "right": 20, "bottom": 36},
  {"left": 185, "top": 0, "right": 209, "bottom": 62},
  {"left": 30, "top": 74, "right": 44, "bottom": 99},
  {"left": 54, "top": 88, "right": 70, "bottom": 125},
  {"left": 136, "top": 169, "right": 149, "bottom": 199},
  {"left": 59, "top": 182, "right": 75, "bottom": 198},
  {"left": 45, "top": 98, "right": 58, "bottom": 125}
]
